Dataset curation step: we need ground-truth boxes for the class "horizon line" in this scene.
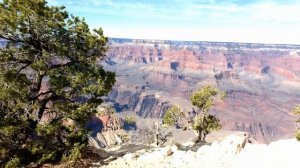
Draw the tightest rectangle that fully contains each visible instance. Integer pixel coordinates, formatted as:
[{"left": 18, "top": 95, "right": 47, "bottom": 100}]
[{"left": 108, "top": 37, "right": 300, "bottom": 47}]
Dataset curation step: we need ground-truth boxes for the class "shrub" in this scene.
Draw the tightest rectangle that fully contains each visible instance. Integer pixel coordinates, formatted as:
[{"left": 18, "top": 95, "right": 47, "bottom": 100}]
[
  {"left": 163, "top": 105, "right": 184, "bottom": 126},
  {"left": 296, "top": 130, "right": 300, "bottom": 141},
  {"left": 293, "top": 105, "right": 300, "bottom": 141},
  {"left": 97, "top": 103, "right": 116, "bottom": 116},
  {"left": 124, "top": 115, "right": 136, "bottom": 125}
]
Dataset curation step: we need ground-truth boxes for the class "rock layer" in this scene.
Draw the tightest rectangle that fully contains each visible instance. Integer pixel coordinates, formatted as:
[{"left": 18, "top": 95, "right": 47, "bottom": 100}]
[{"left": 103, "top": 38, "right": 300, "bottom": 143}]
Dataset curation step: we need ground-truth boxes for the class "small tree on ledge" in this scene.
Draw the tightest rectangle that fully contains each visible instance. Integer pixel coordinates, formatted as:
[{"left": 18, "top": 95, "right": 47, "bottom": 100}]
[
  {"left": 163, "top": 105, "right": 185, "bottom": 127},
  {"left": 190, "top": 85, "right": 226, "bottom": 142}
]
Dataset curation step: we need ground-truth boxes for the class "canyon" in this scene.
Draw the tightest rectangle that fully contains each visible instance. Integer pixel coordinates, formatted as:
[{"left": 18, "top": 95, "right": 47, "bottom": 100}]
[{"left": 103, "top": 38, "right": 300, "bottom": 143}]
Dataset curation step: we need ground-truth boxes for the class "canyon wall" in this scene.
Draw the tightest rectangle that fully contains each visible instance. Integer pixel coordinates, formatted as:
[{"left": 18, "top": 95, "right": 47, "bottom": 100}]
[{"left": 103, "top": 38, "right": 300, "bottom": 143}]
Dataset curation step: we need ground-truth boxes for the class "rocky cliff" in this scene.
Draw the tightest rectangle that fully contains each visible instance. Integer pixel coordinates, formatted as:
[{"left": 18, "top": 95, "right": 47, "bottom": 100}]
[
  {"left": 100, "top": 134, "right": 300, "bottom": 168},
  {"left": 103, "top": 38, "right": 300, "bottom": 143},
  {"left": 86, "top": 104, "right": 124, "bottom": 149}
]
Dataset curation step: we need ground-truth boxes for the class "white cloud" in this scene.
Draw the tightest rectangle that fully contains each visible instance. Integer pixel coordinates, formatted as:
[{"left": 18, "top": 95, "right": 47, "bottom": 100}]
[{"left": 47, "top": 0, "right": 300, "bottom": 44}]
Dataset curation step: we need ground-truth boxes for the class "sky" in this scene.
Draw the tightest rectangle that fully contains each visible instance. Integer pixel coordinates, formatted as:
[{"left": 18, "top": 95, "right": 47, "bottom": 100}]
[{"left": 47, "top": 0, "right": 300, "bottom": 44}]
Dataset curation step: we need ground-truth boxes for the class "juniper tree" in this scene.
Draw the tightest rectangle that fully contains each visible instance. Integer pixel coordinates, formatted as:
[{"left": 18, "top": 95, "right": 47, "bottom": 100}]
[
  {"left": 163, "top": 105, "right": 184, "bottom": 126},
  {"left": 0, "top": 0, "right": 115, "bottom": 166},
  {"left": 190, "top": 85, "right": 225, "bottom": 141}
]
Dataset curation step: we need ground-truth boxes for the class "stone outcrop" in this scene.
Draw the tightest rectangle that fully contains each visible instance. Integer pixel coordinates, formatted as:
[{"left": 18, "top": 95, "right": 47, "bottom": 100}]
[
  {"left": 100, "top": 134, "right": 300, "bottom": 168},
  {"left": 96, "top": 115, "right": 123, "bottom": 132},
  {"left": 108, "top": 86, "right": 173, "bottom": 118},
  {"left": 86, "top": 113, "right": 124, "bottom": 149}
]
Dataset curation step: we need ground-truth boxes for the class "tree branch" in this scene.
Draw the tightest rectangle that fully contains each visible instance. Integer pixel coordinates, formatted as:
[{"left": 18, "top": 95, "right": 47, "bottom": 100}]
[
  {"left": 36, "top": 100, "right": 48, "bottom": 122},
  {"left": 35, "top": 92, "right": 74, "bottom": 122},
  {"left": 29, "top": 90, "right": 53, "bottom": 101},
  {"left": 0, "top": 34, "right": 24, "bottom": 43},
  {"left": 13, "top": 62, "right": 31, "bottom": 79}
]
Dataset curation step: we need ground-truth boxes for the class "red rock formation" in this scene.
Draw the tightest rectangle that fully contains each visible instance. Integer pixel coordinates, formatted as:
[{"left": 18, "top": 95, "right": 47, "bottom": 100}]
[
  {"left": 105, "top": 39, "right": 300, "bottom": 143},
  {"left": 96, "top": 114, "right": 123, "bottom": 132}
]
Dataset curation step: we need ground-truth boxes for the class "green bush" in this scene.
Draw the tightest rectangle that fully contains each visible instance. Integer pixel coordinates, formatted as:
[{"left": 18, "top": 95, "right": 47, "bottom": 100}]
[
  {"left": 124, "top": 115, "right": 136, "bottom": 125},
  {"left": 97, "top": 103, "right": 116, "bottom": 116},
  {"left": 296, "top": 131, "right": 300, "bottom": 141},
  {"left": 163, "top": 106, "right": 184, "bottom": 126},
  {"left": 293, "top": 105, "right": 300, "bottom": 141}
]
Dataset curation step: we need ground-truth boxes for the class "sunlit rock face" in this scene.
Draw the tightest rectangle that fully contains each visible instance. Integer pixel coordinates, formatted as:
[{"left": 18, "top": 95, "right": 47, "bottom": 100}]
[
  {"left": 103, "top": 38, "right": 300, "bottom": 143},
  {"left": 101, "top": 135, "right": 300, "bottom": 168}
]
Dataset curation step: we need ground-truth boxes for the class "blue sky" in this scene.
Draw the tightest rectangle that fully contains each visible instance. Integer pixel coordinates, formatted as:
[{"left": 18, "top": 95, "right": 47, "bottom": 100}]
[{"left": 48, "top": 0, "right": 300, "bottom": 44}]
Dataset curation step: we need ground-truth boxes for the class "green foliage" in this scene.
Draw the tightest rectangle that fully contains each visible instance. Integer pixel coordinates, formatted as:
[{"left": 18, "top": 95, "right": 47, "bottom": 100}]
[
  {"left": 62, "top": 143, "right": 85, "bottom": 162},
  {"left": 190, "top": 85, "right": 225, "bottom": 141},
  {"left": 124, "top": 115, "right": 136, "bottom": 125},
  {"left": 190, "top": 85, "right": 224, "bottom": 113},
  {"left": 0, "top": 0, "right": 115, "bottom": 166},
  {"left": 5, "top": 157, "right": 20, "bottom": 168},
  {"left": 296, "top": 130, "right": 300, "bottom": 141},
  {"left": 293, "top": 105, "right": 300, "bottom": 141},
  {"left": 118, "top": 132, "right": 130, "bottom": 142},
  {"left": 293, "top": 105, "right": 300, "bottom": 115},
  {"left": 163, "top": 105, "right": 184, "bottom": 126},
  {"left": 193, "top": 114, "right": 222, "bottom": 141},
  {"left": 97, "top": 103, "right": 116, "bottom": 116}
]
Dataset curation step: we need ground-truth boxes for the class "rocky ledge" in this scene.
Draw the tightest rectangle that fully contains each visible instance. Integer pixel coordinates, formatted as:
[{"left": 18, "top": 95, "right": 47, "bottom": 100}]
[{"left": 93, "top": 134, "right": 300, "bottom": 168}]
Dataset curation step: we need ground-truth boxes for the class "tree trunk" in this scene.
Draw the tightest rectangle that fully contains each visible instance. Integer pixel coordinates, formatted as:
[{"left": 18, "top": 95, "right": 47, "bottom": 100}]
[
  {"left": 154, "top": 122, "right": 159, "bottom": 146},
  {"left": 197, "top": 130, "right": 202, "bottom": 142},
  {"left": 203, "top": 132, "right": 207, "bottom": 141}
]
